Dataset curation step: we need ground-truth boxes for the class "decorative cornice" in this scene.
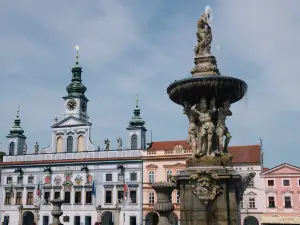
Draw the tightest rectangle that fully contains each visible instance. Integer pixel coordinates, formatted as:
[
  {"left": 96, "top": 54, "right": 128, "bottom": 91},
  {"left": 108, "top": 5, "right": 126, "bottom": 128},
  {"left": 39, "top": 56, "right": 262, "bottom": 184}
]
[
  {"left": 145, "top": 164, "right": 158, "bottom": 169},
  {"left": 104, "top": 185, "right": 114, "bottom": 188},
  {"left": 128, "top": 184, "right": 139, "bottom": 188},
  {"left": 56, "top": 132, "right": 64, "bottom": 136},
  {"left": 53, "top": 186, "right": 62, "bottom": 190},
  {"left": 265, "top": 190, "right": 277, "bottom": 194},
  {"left": 66, "top": 131, "right": 75, "bottom": 135},
  {"left": 163, "top": 163, "right": 185, "bottom": 168},
  {"left": 281, "top": 190, "right": 294, "bottom": 194},
  {"left": 25, "top": 186, "right": 35, "bottom": 189}
]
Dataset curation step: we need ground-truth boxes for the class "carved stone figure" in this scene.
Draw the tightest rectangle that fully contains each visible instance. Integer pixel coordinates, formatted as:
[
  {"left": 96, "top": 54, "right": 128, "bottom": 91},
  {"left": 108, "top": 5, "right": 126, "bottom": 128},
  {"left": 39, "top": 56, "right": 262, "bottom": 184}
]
[
  {"left": 194, "top": 6, "right": 212, "bottom": 57},
  {"left": 117, "top": 137, "right": 122, "bottom": 150},
  {"left": 189, "top": 170, "right": 223, "bottom": 207},
  {"left": 193, "top": 97, "right": 216, "bottom": 156},
  {"left": 104, "top": 139, "right": 110, "bottom": 151},
  {"left": 34, "top": 142, "right": 39, "bottom": 154},
  {"left": 22, "top": 143, "right": 27, "bottom": 154},
  {"left": 183, "top": 102, "right": 198, "bottom": 155},
  {"left": 216, "top": 100, "right": 232, "bottom": 153}
]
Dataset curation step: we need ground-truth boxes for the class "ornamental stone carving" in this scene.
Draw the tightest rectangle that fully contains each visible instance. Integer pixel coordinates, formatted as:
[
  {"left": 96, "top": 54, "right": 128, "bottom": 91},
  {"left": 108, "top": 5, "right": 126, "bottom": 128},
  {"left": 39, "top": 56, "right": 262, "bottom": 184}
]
[{"left": 189, "top": 170, "right": 223, "bottom": 207}]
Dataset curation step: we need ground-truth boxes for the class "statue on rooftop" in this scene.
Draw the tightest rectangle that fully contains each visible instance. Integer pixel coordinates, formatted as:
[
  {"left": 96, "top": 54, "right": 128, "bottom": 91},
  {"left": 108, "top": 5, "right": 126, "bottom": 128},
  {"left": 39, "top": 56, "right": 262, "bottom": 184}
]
[
  {"left": 34, "top": 142, "right": 39, "bottom": 154},
  {"left": 216, "top": 100, "right": 232, "bottom": 153},
  {"left": 117, "top": 137, "right": 122, "bottom": 150},
  {"left": 193, "top": 97, "right": 216, "bottom": 156},
  {"left": 104, "top": 139, "right": 110, "bottom": 151},
  {"left": 194, "top": 6, "right": 213, "bottom": 57},
  {"left": 183, "top": 102, "right": 198, "bottom": 155}
]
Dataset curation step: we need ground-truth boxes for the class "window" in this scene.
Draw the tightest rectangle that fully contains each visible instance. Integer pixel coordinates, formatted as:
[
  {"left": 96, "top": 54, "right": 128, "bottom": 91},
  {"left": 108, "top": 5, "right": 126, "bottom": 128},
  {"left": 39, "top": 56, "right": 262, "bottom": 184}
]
[
  {"left": 64, "top": 192, "right": 70, "bottom": 204},
  {"left": 44, "top": 192, "right": 50, "bottom": 203},
  {"left": 6, "top": 177, "right": 12, "bottom": 185},
  {"left": 85, "top": 191, "right": 92, "bottom": 204},
  {"left": 77, "top": 135, "right": 85, "bottom": 152},
  {"left": 130, "top": 190, "right": 137, "bottom": 203},
  {"left": 17, "top": 176, "right": 23, "bottom": 184},
  {"left": 54, "top": 191, "right": 60, "bottom": 200},
  {"left": 74, "top": 216, "right": 80, "bottom": 225},
  {"left": 5, "top": 193, "right": 11, "bottom": 205},
  {"left": 283, "top": 179, "right": 290, "bottom": 186},
  {"left": 43, "top": 216, "right": 49, "bottom": 225},
  {"left": 75, "top": 191, "right": 81, "bottom": 204},
  {"left": 284, "top": 196, "right": 292, "bottom": 208},
  {"left": 149, "top": 192, "right": 154, "bottom": 204},
  {"left": 16, "top": 192, "right": 22, "bottom": 205},
  {"left": 106, "top": 174, "right": 112, "bottom": 181},
  {"left": 248, "top": 178, "right": 254, "bottom": 187},
  {"left": 9, "top": 142, "right": 14, "bottom": 155},
  {"left": 268, "top": 196, "right": 275, "bottom": 208},
  {"left": 130, "top": 216, "right": 137, "bottom": 225},
  {"left": 298, "top": 179, "right": 300, "bottom": 186},
  {"left": 267, "top": 180, "right": 274, "bottom": 186},
  {"left": 105, "top": 190, "right": 112, "bottom": 204},
  {"left": 56, "top": 137, "right": 63, "bottom": 153},
  {"left": 27, "top": 192, "right": 34, "bottom": 205},
  {"left": 28, "top": 176, "right": 34, "bottom": 184},
  {"left": 248, "top": 198, "right": 255, "bottom": 208},
  {"left": 240, "top": 197, "right": 244, "bottom": 208},
  {"left": 118, "top": 173, "right": 124, "bottom": 181},
  {"left": 118, "top": 190, "right": 124, "bottom": 203},
  {"left": 149, "top": 171, "right": 155, "bottom": 183},
  {"left": 130, "top": 172, "right": 137, "bottom": 181},
  {"left": 85, "top": 216, "right": 91, "bottom": 225},
  {"left": 176, "top": 190, "right": 180, "bottom": 203},
  {"left": 131, "top": 134, "right": 137, "bottom": 149},
  {"left": 166, "top": 170, "right": 172, "bottom": 182},
  {"left": 67, "top": 136, "right": 73, "bottom": 152},
  {"left": 3, "top": 216, "right": 9, "bottom": 225},
  {"left": 176, "top": 170, "right": 181, "bottom": 175}
]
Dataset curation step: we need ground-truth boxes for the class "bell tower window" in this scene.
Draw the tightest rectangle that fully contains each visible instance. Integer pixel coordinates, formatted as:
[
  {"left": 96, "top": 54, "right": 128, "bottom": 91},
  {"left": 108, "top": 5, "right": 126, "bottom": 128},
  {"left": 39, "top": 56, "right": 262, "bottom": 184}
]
[
  {"left": 56, "top": 137, "right": 63, "bottom": 153},
  {"left": 67, "top": 136, "right": 73, "bottom": 152},
  {"left": 77, "top": 135, "right": 84, "bottom": 152},
  {"left": 131, "top": 134, "right": 137, "bottom": 150},
  {"left": 9, "top": 142, "right": 15, "bottom": 155}
]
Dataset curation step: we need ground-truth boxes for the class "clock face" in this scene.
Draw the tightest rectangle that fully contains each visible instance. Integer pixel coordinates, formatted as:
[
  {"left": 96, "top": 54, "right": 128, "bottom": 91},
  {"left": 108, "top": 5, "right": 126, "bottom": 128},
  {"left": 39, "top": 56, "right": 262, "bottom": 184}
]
[
  {"left": 67, "top": 100, "right": 77, "bottom": 111},
  {"left": 81, "top": 101, "right": 87, "bottom": 112}
]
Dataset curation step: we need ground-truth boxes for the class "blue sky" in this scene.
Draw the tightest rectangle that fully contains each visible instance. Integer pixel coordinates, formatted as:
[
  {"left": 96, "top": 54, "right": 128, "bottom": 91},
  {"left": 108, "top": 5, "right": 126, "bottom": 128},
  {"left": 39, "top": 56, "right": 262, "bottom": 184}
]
[{"left": 0, "top": 0, "right": 299, "bottom": 167}]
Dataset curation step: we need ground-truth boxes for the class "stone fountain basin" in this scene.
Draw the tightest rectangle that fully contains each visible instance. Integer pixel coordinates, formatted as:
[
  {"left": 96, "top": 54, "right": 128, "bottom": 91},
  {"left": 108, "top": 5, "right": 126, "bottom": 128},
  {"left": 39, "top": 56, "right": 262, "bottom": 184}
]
[{"left": 167, "top": 75, "right": 247, "bottom": 107}]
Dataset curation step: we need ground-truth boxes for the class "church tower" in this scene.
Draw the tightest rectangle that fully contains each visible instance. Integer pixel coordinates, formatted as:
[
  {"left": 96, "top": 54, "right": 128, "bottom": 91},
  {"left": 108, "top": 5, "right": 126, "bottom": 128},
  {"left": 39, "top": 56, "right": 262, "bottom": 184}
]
[
  {"left": 6, "top": 107, "right": 26, "bottom": 155},
  {"left": 126, "top": 97, "right": 147, "bottom": 150}
]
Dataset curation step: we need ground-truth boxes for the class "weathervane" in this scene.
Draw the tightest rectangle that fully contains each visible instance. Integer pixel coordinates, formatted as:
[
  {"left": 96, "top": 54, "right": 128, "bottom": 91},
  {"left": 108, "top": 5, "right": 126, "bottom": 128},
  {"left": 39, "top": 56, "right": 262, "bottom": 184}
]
[
  {"left": 75, "top": 45, "right": 80, "bottom": 64},
  {"left": 136, "top": 95, "right": 139, "bottom": 108}
]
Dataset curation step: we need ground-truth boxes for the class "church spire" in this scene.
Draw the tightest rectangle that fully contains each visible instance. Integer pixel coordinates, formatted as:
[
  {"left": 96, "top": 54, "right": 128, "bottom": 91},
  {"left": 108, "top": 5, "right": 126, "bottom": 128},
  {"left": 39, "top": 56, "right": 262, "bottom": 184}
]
[
  {"left": 8, "top": 106, "right": 25, "bottom": 136},
  {"left": 64, "top": 45, "right": 87, "bottom": 99},
  {"left": 128, "top": 95, "right": 145, "bottom": 127}
]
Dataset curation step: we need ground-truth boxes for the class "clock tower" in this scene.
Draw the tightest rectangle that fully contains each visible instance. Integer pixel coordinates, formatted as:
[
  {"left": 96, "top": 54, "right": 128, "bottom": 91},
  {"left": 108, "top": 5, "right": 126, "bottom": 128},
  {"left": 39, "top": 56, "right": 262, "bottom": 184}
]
[{"left": 63, "top": 45, "right": 88, "bottom": 121}]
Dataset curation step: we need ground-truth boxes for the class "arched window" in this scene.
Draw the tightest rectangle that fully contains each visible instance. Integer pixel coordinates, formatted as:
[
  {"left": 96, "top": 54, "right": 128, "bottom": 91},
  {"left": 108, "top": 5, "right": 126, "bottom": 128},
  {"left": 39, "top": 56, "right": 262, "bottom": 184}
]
[
  {"left": 9, "top": 142, "right": 15, "bottom": 155},
  {"left": 131, "top": 134, "right": 137, "bottom": 150},
  {"left": 166, "top": 170, "right": 172, "bottom": 182},
  {"left": 176, "top": 170, "right": 181, "bottom": 175},
  {"left": 149, "top": 192, "right": 154, "bottom": 204},
  {"left": 56, "top": 137, "right": 63, "bottom": 153},
  {"left": 77, "top": 135, "right": 85, "bottom": 152},
  {"left": 67, "top": 136, "right": 73, "bottom": 152},
  {"left": 149, "top": 171, "right": 155, "bottom": 183}
]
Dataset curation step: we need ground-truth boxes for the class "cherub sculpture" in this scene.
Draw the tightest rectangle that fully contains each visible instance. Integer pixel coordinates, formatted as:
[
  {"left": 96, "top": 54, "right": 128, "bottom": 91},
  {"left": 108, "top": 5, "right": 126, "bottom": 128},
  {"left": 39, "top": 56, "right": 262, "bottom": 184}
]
[{"left": 117, "top": 137, "right": 122, "bottom": 150}]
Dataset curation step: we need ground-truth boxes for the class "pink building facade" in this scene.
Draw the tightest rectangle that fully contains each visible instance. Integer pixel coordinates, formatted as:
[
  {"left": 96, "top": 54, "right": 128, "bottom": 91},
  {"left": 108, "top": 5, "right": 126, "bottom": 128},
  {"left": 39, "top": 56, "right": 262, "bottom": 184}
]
[{"left": 261, "top": 163, "right": 300, "bottom": 225}]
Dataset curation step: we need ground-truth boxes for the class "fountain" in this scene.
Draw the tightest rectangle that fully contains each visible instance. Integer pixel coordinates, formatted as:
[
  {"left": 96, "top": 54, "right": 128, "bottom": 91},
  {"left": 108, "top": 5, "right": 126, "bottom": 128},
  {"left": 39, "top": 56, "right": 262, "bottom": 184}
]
[
  {"left": 49, "top": 199, "right": 64, "bottom": 225},
  {"left": 167, "top": 6, "right": 255, "bottom": 225},
  {"left": 152, "top": 182, "right": 177, "bottom": 225}
]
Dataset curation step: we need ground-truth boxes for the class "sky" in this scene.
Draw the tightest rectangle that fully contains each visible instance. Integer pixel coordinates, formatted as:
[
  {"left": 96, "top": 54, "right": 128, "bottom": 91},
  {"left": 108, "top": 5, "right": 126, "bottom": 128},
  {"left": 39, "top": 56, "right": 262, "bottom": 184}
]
[{"left": 0, "top": 0, "right": 299, "bottom": 168}]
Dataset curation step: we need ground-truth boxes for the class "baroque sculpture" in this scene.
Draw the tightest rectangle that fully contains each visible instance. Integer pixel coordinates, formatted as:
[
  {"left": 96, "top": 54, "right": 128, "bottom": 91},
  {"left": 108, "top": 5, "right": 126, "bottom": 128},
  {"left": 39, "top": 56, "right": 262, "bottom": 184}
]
[
  {"left": 104, "top": 139, "right": 110, "bottom": 151},
  {"left": 117, "top": 137, "right": 122, "bottom": 150},
  {"left": 34, "top": 142, "right": 39, "bottom": 154}
]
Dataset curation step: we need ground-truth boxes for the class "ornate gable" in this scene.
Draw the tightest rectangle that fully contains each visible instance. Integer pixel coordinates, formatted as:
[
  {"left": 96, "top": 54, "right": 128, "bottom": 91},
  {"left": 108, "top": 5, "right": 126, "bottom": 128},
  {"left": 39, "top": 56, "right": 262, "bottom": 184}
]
[
  {"left": 145, "top": 164, "right": 158, "bottom": 169},
  {"left": 262, "top": 163, "right": 300, "bottom": 175},
  {"left": 52, "top": 116, "right": 91, "bottom": 128}
]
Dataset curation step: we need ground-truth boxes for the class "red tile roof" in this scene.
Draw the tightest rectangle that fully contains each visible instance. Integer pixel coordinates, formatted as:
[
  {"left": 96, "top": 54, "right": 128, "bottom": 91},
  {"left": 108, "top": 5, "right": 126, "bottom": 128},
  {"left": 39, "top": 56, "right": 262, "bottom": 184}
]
[
  {"left": 263, "top": 168, "right": 270, "bottom": 172},
  {"left": 148, "top": 140, "right": 261, "bottom": 164}
]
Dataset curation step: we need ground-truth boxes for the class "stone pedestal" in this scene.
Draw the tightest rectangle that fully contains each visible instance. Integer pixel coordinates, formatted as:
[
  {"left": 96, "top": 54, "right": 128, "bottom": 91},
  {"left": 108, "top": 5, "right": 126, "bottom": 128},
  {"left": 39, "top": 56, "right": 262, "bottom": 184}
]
[
  {"left": 152, "top": 182, "right": 176, "bottom": 225},
  {"left": 176, "top": 156, "right": 254, "bottom": 225},
  {"left": 49, "top": 199, "right": 64, "bottom": 225}
]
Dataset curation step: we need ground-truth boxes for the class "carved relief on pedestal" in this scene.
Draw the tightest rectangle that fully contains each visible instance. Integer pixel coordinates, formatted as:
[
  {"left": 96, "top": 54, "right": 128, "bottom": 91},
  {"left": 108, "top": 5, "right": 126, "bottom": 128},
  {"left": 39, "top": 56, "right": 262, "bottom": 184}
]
[{"left": 189, "top": 170, "right": 223, "bottom": 207}]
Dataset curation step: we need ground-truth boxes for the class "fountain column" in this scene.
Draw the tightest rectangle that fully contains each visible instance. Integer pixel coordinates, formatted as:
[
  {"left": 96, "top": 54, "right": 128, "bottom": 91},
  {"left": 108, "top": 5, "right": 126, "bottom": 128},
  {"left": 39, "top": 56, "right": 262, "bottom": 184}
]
[
  {"left": 167, "top": 6, "right": 255, "bottom": 225},
  {"left": 49, "top": 199, "right": 64, "bottom": 225},
  {"left": 152, "top": 182, "right": 176, "bottom": 225}
]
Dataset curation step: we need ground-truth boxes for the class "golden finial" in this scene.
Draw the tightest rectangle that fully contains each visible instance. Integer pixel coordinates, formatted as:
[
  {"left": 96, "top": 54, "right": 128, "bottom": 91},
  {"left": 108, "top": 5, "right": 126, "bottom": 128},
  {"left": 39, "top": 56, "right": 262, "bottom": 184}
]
[
  {"left": 74, "top": 45, "right": 80, "bottom": 64},
  {"left": 136, "top": 95, "right": 139, "bottom": 108},
  {"left": 16, "top": 106, "right": 20, "bottom": 118}
]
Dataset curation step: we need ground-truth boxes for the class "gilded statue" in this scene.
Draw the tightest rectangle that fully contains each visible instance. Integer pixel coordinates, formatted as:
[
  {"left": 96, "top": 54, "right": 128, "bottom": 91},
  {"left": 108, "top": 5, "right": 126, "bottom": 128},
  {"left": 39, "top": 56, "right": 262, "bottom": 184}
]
[
  {"left": 216, "top": 100, "right": 232, "bottom": 153},
  {"left": 194, "top": 6, "right": 212, "bottom": 57}
]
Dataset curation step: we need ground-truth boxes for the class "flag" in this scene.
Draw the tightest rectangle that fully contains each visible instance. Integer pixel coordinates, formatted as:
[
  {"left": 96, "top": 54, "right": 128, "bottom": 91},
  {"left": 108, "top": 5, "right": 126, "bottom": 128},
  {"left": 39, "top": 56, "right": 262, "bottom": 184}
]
[
  {"left": 123, "top": 183, "right": 127, "bottom": 200},
  {"left": 36, "top": 183, "right": 41, "bottom": 197},
  {"left": 92, "top": 181, "right": 96, "bottom": 196}
]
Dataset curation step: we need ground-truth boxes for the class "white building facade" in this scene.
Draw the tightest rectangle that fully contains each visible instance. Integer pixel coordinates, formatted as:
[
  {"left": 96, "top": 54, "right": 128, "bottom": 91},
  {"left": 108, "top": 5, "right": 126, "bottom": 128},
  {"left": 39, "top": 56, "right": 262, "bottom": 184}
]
[{"left": 0, "top": 54, "right": 146, "bottom": 225}]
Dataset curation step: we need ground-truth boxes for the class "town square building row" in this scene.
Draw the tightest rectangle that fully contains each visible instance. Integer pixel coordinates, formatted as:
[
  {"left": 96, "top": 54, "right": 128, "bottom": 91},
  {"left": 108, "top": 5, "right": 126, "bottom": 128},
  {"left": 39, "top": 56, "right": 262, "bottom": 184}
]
[{"left": 0, "top": 51, "right": 300, "bottom": 225}]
